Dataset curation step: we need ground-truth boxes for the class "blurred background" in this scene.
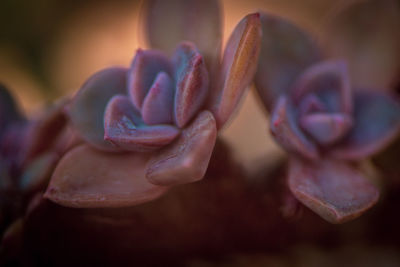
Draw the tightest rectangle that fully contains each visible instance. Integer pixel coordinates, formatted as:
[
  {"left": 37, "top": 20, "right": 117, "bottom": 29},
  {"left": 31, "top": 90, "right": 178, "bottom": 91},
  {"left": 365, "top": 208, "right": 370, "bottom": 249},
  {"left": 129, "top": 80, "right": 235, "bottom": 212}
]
[{"left": 0, "top": 0, "right": 399, "bottom": 173}]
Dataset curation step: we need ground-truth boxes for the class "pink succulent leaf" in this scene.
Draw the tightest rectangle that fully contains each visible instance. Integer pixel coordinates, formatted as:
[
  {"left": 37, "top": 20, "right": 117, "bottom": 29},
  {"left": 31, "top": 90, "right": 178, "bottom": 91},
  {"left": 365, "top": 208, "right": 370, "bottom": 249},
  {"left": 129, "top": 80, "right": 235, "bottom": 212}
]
[
  {"left": 208, "top": 13, "right": 261, "bottom": 129},
  {"left": 300, "top": 113, "right": 352, "bottom": 145},
  {"left": 291, "top": 60, "right": 352, "bottom": 115},
  {"left": 142, "top": 72, "right": 174, "bottom": 125},
  {"left": 68, "top": 67, "right": 128, "bottom": 151},
  {"left": 104, "top": 95, "right": 180, "bottom": 152},
  {"left": 331, "top": 91, "right": 400, "bottom": 160},
  {"left": 44, "top": 145, "right": 169, "bottom": 208},
  {"left": 146, "top": 111, "right": 217, "bottom": 186},
  {"left": 270, "top": 96, "right": 319, "bottom": 160},
  {"left": 173, "top": 42, "right": 209, "bottom": 128},
  {"left": 143, "top": 0, "right": 222, "bottom": 75},
  {"left": 322, "top": 0, "right": 400, "bottom": 90},
  {"left": 298, "top": 94, "right": 327, "bottom": 116},
  {"left": 128, "top": 49, "right": 173, "bottom": 110},
  {"left": 255, "top": 12, "right": 320, "bottom": 112},
  {"left": 288, "top": 157, "right": 379, "bottom": 224},
  {"left": 0, "top": 84, "right": 24, "bottom": 136}
]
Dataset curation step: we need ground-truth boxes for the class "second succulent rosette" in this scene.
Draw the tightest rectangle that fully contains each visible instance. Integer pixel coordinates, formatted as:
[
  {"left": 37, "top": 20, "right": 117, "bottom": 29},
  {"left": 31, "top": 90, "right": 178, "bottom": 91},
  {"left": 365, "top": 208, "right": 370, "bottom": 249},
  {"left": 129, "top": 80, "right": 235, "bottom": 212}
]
[{"left": 45, "top": 0, "right": 261, "bottom": 208}]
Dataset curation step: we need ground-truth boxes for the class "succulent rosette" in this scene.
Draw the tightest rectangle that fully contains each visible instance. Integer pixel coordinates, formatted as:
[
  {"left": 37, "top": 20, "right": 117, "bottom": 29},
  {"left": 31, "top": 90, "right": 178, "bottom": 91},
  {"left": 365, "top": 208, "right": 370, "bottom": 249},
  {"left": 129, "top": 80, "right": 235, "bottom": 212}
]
[
  {"left": 255, "top": 12, "right": 400, "bottom": 223},
  {"left": 44, "top": 0, "right": 261, "bottom": 208}
]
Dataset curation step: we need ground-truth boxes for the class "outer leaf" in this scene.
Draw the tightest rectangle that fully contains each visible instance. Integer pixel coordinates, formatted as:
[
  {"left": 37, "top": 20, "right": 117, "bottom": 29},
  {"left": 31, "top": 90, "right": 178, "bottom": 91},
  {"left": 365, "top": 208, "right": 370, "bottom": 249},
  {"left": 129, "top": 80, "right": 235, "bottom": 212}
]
[
  {"left": 68, "top": 67, "right": 128, "bottom": 151},
  {"left": 270, "top": 96, "right": 318, "bottom": 160},
  {"left": 255, "top": 12, "right": 320, "bottom": 111},
  {"left": 104, "top": 95, "right": 179, "bottom": 152},
  {"left": 146, "top": 111, "right": 217, "bottom": 186},
  {"left": 143, "top": 0, "right": 222, "bottom": 75},
  {"left": 209, "top": 13, "right": 261, "bottom": 129},
  {"left": 288, "top": 157, "right": 379, "bottom": 224},
  {"left": 142, "top": 72, "right": 174, "bottom": 125},
  {"left": 0, "top": 84, "right": 23, "bottom": 136},
  {"left": 44, "top": 145, "right": 169, "bottom": 208},
  {"left": 331, "top": 91, "right": 400, "bottom": 160},
  {"left": 127, "top": 49, "right": 173, "bottom": 110},
  {"left": 173, "top": 42, "right": 209, "bottom": 128}
]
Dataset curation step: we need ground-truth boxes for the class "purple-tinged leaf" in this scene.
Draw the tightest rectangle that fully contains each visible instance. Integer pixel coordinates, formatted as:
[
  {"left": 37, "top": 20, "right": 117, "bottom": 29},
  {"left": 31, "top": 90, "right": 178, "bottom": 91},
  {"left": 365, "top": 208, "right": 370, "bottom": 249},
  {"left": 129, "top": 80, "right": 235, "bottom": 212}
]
[
  {"left": 292, "top": 60, "right": 352, "bottom": 115},
  {"left": 255, "top": 12, "right": 320, "bottom": 111},
  {"left": 173, "top": 42, "right": 209, "bottom": 128},
  {"left": 142, "top": 72, "right": 174, "bottom": 125},
  {"left": 0, "top": 84, "right": 24, "bottom": 137},
  {"left": 146, "top": 111, "right": 216, "bottom": 186},
  {"left": 104, "top": 95, "right": 180, "bottom": 152},
  {"left": 270, "top": 96, "right": 319, "bottom": 160},
  {"left": 288, "top": 157, "right": 379, "bottom": 224},
  {"left": 143, "top": 0, "right": 222, "bottom": 75},
  {"left": 300, "top": 113, "right": 352, "bottom": 145},
  {"left": 44, "top": 145, "right": 169, "bottom": 208},
  {"left": 68, "top": 67, "right": 128, "bottom": 151},
  {"left": 331, "top": 91, "right": 400, "bottom": 160},
  {"left": 209, "top": 13, "right": 261, "bottom": 129},
  {"left": 128, "top": 49, "right": 173, "bottom": 110},
  {"left": 298, "top": 94, "right": 326, "bottom": 116}
]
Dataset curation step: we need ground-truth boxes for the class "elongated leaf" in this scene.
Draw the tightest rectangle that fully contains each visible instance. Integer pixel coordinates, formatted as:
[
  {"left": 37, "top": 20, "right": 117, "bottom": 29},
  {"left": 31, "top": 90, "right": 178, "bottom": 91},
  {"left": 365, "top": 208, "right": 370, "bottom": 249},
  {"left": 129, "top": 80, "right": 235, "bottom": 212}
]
[
  {"left": 143, "top": 0, "right": 222, "bottom": 74},
  {"left": 45, "top": 145, "right": 169, "bottom": 208},
  {"left": 0, "top": 84, "right": 24, "bottom": 136},
  {"left": 288, "top": 157, "right": 379, "bottom": 223},
  {"left": 146, "top": 111, "right": 216, "bottom": 186},
  {"left": 209, "top": 13, "right": 261, "bottom": 129},
  {"left": 173, "top": 42, "right": 209, "bottom": 128},
  {"left": 68, "top": 67, "right": 128, "bottom": 151},
  {"left": 255, "top": 12, "right": 320, "bottom": 111},
  {"left": 104, "top": 95, "right": 180, "bottom": 152},
  {"left": 331, "top": 91, "right": 400, "bottom": 160}
]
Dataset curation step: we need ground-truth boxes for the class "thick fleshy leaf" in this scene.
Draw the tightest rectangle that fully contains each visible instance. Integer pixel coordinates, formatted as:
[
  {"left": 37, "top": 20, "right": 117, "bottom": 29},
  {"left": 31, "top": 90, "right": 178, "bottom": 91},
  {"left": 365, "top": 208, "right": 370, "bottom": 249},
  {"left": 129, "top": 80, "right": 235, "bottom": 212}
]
[
  {"left": 288, "top": 157, "right": 379, "bottom": 224},
  {"left": 300, "top": 113, "right": 352, "bottom": 145},
  {"left": 291, "top": 61, "right": 352, "bottom": 114},
  {"left": 173, "top": 42, "right": 209, "bottom": 128},
  {"left": 209, "top": 13, "right": 261, "bottom": 129},
  {"left": 68, "top": 67, "right": 128, "bottom": 151},
  {"left": 128, "top": 49, "right": 173, "bottom": 110},
  {"left": 44, "top": 145, "right": 169, "bottom": 208},
  {"left": 331, "top": 91, "right": 400, "bottom": 160},
  {"left": 104, "top": 95, "right": 180, "bottom": 152},
  {"left": 322, "top": 0, "right": 400, "bottom": 90},
  {"left": 143, "top": 0, "right": 222, "bottom": 76},
  {"left": 270, "top": 96, "right": 318, "bottom": 160},
  {"left": 146, "top": 111, "right": 217, "bottom": 186},
  {"left": 255, "top": 12, "right": 320, "bottom": 111},
  {"left": 142, "top": 72, "right": 174, "bottom": 125},
  {"left": 0, "top": 84, "right": 23, "bottom": 136}
]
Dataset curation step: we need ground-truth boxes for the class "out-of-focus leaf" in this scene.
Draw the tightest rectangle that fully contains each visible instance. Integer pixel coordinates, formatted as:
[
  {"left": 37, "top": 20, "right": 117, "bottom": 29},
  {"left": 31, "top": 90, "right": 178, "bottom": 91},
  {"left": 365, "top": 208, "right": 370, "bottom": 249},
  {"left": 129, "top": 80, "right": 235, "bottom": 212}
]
[
  {"left": 288, "top": 157, "right": 379, "bottom": 224},
  {"left": 142, "top": 72, "right": 174, "bottom": 125},
  {"left": 104, "top": 95, "right": 179, "bottom": 152},
  {"left": 146, "top": 111, "right": 216, "bottom": 186},
  {"left": 143, "top": 0, "right": 222, "bottom": 75},
  {"left": 255, "top": 12, "right": 320, "bottom": 111},
  {"left": 209, "top": 13, "right": 261, "bottom": 129},
  {"left": 0, "top": 84, "right": 23, "bottom": 136},
  {"left": 127, "top": 49, "right": 172, "bottom": 110},
  {"left": 270, "top": 96, "right": 318, "bottom": 160},
  {"left": 331, "top": 91, "right": 400, "bottom": 160},
  {"left": 44, "top": 145, "right": 169, "bottom": 208},
  {"left": 173, "top": 42, "right": 209, "bottom": 128},
  {"left": 68, "top": 67, "right": 128, "bottom": 151}
]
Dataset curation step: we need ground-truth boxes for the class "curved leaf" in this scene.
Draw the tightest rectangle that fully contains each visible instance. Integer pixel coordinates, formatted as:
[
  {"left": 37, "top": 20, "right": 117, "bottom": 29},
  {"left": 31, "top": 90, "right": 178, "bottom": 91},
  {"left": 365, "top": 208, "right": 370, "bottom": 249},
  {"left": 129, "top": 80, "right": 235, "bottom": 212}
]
[
  {"left": 0, "top": 84, "right": 24, "bottom": 136},
  {"left": 209, "top": 13, "right": 261, "bottom": 129},
  {"left": 104, "top": 95, "right": 180, "bottom": 152},
  {"left": 288, "top": 157, "right": 379, "bottom": 224},
  {"left": 255, "top": 12, "right": 320, "bottom": 111},
  {"left": 143, "top": 0, "right": 222, "bottom": 75},
  {"left": 331, "top": 91, "right": 400, "bottom": 160},
  {"left": 146, "top": 111, "right": 217, "bottom": 186},
  {"left": 68, "top": 67, "right": 128, "bottom": 151},
  {"left": 44, "top": 145, "right": 169, "bottom": 208},
  {"left": 128, "top": 49, "right": 173, "bottom": 110},
  {"left": 173, "top": 42, "right": 209, "bottom": 128}
]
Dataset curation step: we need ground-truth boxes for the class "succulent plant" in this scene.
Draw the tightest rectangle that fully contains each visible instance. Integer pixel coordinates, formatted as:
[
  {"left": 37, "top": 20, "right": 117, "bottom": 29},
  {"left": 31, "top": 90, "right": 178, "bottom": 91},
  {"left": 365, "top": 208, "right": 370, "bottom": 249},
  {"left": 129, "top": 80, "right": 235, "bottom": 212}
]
[
  {"left": 255, "top": 12, "right": 400, "bottom": 223},
  {"left": 44, "top": 0, "right": 261, "bottom": 208}
]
